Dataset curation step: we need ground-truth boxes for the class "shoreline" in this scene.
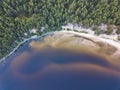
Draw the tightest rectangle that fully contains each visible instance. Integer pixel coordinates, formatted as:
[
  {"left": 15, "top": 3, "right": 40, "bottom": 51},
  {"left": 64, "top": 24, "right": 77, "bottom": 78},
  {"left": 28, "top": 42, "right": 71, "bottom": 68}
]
[
  {"left": 0, "top": 32, "right": 54, "bottom": 63},
  {"left": 1, "top": 30, "right": 120, "bottom": 63},
  {"left": 61, "top": 30, "right": 120, "bottom": 49}
]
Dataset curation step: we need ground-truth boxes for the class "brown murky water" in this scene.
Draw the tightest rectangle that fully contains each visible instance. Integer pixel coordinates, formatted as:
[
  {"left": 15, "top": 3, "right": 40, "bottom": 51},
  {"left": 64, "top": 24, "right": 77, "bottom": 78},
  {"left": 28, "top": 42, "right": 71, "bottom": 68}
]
[{"left": 0, "top": 46, "right": 120, "bottom": 90}]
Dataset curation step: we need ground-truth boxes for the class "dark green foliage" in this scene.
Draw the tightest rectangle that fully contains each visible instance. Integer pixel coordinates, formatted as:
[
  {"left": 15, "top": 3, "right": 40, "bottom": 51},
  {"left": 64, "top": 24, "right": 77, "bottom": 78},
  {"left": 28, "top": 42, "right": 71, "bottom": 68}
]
[
  {"left": 0, "top": 0, "right": 120, "bottom": 59},
  {"left": 105, "top": 25, "right": 113, "bottom": 35},
  {"left": 116, "top": 26, "right": 120, "bottom": 34},
  {"left": 92, "top": 26, "right": 100, "bottom": 31}
]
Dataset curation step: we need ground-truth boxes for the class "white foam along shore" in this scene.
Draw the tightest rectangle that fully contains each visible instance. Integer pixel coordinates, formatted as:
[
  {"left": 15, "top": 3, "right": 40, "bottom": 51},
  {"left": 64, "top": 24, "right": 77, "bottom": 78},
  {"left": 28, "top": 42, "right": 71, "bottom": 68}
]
[{"left": 1, "top": 26, "right": 120, "bottom": 63}]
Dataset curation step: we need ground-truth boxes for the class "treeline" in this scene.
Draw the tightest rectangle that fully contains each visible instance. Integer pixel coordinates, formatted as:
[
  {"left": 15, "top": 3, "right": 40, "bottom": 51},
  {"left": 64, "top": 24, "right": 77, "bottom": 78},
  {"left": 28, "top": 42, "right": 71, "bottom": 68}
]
[{"left": 0, "top": 0, "right": 120, "bottom": 58}]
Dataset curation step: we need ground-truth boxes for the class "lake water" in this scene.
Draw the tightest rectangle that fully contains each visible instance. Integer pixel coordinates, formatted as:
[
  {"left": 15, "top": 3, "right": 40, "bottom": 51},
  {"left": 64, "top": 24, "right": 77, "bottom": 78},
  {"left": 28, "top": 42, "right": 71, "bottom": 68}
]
[{"left": 0, "top": 39, "right": 120, "bottom": 90}]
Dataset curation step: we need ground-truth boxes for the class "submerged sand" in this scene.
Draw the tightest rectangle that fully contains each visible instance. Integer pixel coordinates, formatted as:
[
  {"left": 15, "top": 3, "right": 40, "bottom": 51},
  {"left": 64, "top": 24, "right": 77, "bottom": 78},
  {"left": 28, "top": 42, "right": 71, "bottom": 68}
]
[
  {"left": 30, "top": 31, "right": 120, "bottom": 62},
  {"left": 0, "top": 31, "right": 120, "bottom": 90}
]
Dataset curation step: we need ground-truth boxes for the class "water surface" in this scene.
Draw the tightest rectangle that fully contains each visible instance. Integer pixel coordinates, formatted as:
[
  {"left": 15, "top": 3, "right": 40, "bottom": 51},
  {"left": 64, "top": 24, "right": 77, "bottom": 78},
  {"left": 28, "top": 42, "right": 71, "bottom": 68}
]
[{"left": 0, "top": 39, "right": 120, "bottom": 90}]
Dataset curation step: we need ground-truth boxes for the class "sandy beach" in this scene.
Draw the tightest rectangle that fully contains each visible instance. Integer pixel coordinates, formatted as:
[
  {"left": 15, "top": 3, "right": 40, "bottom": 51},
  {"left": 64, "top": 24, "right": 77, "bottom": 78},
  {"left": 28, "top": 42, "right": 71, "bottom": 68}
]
[{"left": 1, "top": 30, "right": 120, "bottom": 63}]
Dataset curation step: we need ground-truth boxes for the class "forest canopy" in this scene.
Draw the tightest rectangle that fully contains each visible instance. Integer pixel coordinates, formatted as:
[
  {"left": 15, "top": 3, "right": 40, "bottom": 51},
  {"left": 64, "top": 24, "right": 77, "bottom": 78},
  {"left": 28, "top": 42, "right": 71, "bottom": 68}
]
[{"left": 0, "top": 0, "right": 120, "bottom": 59}]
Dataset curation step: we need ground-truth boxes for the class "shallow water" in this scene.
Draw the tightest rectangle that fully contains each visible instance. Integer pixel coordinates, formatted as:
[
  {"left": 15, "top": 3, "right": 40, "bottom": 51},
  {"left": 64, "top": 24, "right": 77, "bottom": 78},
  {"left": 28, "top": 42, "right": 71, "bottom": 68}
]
[{"left": 0, "top": 40, "right": 120, "bottom": 90}]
